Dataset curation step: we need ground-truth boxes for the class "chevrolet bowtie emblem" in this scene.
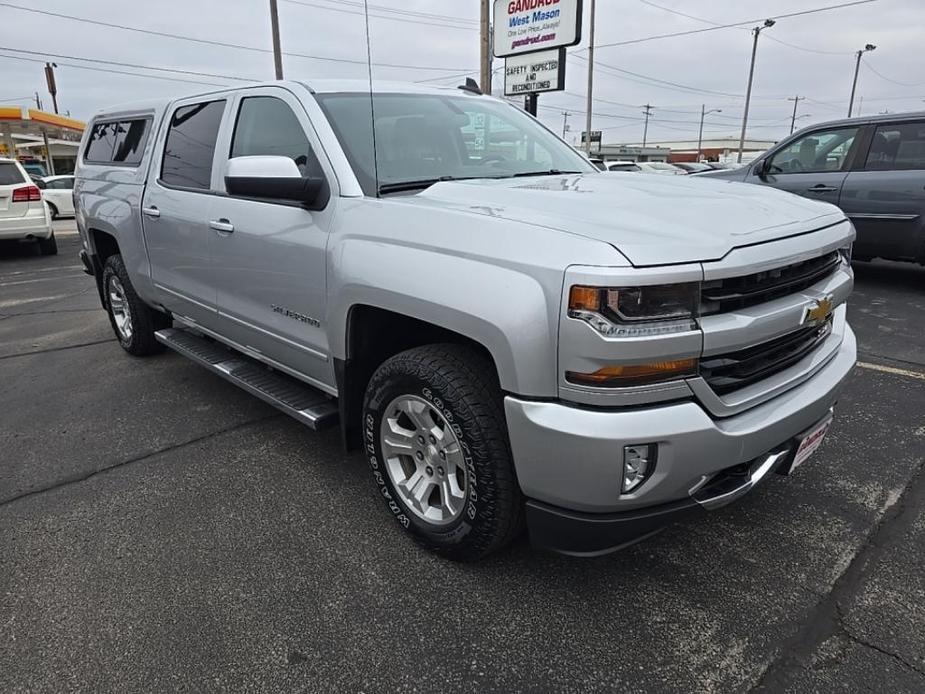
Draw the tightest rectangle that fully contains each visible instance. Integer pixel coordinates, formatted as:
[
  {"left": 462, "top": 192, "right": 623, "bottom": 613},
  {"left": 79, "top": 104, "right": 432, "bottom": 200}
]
[{"left": 803, "top": 296, "right": 835, "bottom": 325}]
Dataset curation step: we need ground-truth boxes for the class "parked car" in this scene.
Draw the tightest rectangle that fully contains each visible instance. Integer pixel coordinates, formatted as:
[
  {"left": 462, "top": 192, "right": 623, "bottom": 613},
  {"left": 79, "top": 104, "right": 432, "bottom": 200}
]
[
  {"left": 704, "top": 111, "right": 925, "bottom": 264},
  {"left": 40, "top": 175, "right": 75, "bottom": 218},
  {"left": 20, "top": 161, "right": 48, "bottom": 178},
  {"left": 0, "top": 157, "right": 56, "bottom": 254},
  {"left": 637, "top": 161, "right": 687, "bottom": 175},
  {"left": 75, "top": 80, "right": 855, "bottom": 560},
  {"left": 673, "top": 162, "right": 713, "bottom": 174},
  {"left": 606, "top": 161, "right": 642, "bottom": 172}
]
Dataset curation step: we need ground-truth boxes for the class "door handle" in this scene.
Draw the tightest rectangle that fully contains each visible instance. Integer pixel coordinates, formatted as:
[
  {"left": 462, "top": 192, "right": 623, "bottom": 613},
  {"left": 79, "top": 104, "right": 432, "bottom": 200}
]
[
  {"left": 807, "top": 185, "right": 838, "bottom": 193},
  {"left": 209, "top": 219, "right": 235, "bottom": 233},
  {"left": 142, "top": 206, "right": 161, "bottom": 218}
]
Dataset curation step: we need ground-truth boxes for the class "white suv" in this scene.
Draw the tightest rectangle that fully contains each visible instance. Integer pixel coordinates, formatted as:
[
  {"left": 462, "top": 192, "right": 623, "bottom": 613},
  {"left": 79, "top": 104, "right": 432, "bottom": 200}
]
[{"left": 0, "top": 158, "right": 56, "bottom": 255}]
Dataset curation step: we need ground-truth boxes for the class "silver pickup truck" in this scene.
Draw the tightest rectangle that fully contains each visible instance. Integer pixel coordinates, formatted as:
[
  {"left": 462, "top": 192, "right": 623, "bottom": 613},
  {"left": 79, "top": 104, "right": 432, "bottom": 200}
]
[{"left": 74, "top": 80, "right": 856, "bottom": 560}]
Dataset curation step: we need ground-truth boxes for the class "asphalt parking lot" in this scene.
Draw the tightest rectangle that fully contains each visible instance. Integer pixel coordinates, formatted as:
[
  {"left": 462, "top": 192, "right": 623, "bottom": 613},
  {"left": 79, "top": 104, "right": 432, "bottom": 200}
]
[{"left": 2, "top": 225, "right": 924, "bottom": 693}]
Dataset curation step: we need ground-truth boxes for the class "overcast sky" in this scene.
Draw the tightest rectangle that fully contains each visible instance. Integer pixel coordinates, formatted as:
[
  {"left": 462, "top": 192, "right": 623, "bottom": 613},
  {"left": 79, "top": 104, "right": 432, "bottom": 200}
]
[{"left": 1, "top": 0, "right": 922, "bottom": 145}]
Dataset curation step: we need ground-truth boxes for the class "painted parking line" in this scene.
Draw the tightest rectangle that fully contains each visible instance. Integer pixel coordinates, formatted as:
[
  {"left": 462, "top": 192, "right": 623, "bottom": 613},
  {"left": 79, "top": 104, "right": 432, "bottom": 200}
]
[{"left": 856, "top": 361, "right": 925, "bottom": 381}]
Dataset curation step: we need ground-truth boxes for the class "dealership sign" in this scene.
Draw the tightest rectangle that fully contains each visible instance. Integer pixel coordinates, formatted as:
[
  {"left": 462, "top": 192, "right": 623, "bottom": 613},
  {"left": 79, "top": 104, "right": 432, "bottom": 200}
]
[
  {"left": 493, "top": 0, "right": 583, "bottom": 58},
  {"left": 504, "top": 48, "right": 566, "bottom": 96}
]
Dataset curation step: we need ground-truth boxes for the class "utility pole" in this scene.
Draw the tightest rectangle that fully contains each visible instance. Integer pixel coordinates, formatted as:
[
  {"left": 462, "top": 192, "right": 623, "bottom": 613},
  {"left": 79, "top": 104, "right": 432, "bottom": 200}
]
[
  {"left": 269, "top": 0, "right": 284, "bottom": 79},
  {"left": 697, "top": 105, "right": 721, "bottom": 162},
  {"left": 737, "top": 19, "right": 775, "bottom": 163},
  {"left": 44, "top": 62, "right": 58, "bottom": 114},
  {"left": 584, "top": 0, "right": 596, "bottom": 155},
  {"left": 641, "top": 104, "right": 654, "bottom": 148},
  {"left": 561, "top": 111, "right": 571, "bottom": 139},
  {"left": 480, "top": 0, "right": 492, "bottom": 94},
  {"left": 787, "top": 95, "right": 805, "bottom": 134},
  {"left": 848, "top": 44, "right": 876, "bottom": 118},
  {"left": 857, "top": 96, "right": 864, "bottom": 116},
  {"left": 34, "top": 92, "right": 42, "bottom": 110}
]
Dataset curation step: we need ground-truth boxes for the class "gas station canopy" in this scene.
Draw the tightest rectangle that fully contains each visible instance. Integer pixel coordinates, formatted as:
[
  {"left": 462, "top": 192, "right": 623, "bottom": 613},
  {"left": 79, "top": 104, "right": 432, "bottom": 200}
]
[{"left": 0, "top": 106, "right": 85, "bottom": 175}]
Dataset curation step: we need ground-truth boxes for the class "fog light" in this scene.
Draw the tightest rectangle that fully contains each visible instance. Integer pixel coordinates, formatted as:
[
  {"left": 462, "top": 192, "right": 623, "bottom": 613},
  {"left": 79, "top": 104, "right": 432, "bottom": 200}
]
[{"left": 623, "top": 444, "right": 656, "bottom": 494}]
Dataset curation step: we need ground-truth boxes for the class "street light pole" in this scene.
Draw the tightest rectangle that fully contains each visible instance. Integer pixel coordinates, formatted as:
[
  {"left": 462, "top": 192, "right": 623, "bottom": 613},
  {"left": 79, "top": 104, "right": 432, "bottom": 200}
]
[
  {"left": 584, "top": 0, "right": 596, "bottom": 155},
  {"left": 848, "top": 44, "right": 876, "bottom": 118},
  {"left": 787, "top": 95, "right": 805, "bottom": 134},
  {"left": 269, "top": 0, "right": 284, "bottom": 79},
  {"left": 737, "top": 19, "right": 775, "bottom": 164},
  {"left": 697, "top": 105, "right": 721, "bottom": 162}
]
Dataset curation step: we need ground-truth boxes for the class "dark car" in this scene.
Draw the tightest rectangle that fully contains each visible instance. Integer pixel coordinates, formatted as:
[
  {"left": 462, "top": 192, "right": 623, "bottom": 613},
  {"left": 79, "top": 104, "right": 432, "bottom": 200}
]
[{"left": 704, "top": 111, "right": 925, "bottom": 265}]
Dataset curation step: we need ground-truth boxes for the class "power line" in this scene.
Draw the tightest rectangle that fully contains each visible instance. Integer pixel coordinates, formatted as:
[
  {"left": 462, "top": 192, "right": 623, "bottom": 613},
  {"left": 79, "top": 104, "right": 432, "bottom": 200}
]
[
  {"left": 0, "top": 45, "right": 256, "bottom": 83},
  {"left": 281, "top": 0, "right": 477, "bottom": 31},
  {"left": 571, "top": 54, "right": 746, "bottom": 99},
  {"left": 862, "top": 58, "right": 925, "bottom": 87},
  {"left": 0, "top": 2, "right": 473, "bottom": 72},
  {"left": 589, "top": 0, "right": 878, "bottom": 50},
  {"left": 638, "top": 0, "right": 855, "bottom": 56},
  {"left": 0, "top": 52, "right": 229, "bottom": 88},
  {"left": 291, "top": 0, "right": 478, "bottom": 25}
]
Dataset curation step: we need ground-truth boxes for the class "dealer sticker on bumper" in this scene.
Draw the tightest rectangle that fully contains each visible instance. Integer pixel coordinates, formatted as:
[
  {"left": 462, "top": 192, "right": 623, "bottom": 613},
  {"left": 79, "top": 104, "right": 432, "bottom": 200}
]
[{"left": 791, "top": 413, "right": 834, "bottom": 472}]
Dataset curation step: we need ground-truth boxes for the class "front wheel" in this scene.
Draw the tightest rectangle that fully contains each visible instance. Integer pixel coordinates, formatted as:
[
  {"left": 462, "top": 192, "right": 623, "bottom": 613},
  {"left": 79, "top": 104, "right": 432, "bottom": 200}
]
[
  {"left": 363, "top": 344, "right": 523, "bottom": 561},
  {"left": 102, "top": 254, "right": 170, "bottom": 356}
]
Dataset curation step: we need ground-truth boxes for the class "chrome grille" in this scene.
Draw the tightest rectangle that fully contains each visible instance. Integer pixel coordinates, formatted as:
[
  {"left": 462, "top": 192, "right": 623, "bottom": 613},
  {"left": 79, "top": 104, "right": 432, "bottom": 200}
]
[
  {"left": 702, "top": 251, "right": 840, "bottom": 315},
  {"left": 701, "top": 318, "right": 833, "bottom": 395}
]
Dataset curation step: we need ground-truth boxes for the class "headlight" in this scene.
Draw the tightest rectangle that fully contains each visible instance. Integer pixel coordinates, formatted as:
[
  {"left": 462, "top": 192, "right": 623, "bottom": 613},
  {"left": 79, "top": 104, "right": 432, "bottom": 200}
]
[
  {"left": 839, "top": 243, "right": 853, "bottom": 265},
  {"left": 568, "top": 282, "right": 699, "bottom": 337}
]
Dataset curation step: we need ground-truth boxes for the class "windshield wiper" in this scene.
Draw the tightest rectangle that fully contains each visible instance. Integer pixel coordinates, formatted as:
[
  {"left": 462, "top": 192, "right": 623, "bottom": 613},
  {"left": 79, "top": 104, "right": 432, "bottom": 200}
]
[
  {"left": 378, "top": 176, "right": 480, "bottom": 195},
  {"left": 511, "top": 169, "right": 583, "bottom": 178}
]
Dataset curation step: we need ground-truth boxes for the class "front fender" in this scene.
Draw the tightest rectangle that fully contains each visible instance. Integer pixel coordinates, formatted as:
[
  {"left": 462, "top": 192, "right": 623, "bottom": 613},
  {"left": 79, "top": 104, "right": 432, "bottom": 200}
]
[{"left": 328, "top": 238, "right": 559, "bottom": 397}]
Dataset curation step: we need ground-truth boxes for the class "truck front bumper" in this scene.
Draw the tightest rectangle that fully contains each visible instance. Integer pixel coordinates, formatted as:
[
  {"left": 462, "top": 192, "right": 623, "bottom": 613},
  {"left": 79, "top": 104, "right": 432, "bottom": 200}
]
[{"left": 505, "top": 325, "right": 857, "bottom": 556}]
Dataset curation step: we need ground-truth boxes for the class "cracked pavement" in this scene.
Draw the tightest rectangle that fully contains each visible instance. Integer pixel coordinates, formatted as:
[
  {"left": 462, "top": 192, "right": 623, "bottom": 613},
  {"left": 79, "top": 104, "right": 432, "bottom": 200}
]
[{"left": 1, "top": 230, "right": 924, "bottom": 693}]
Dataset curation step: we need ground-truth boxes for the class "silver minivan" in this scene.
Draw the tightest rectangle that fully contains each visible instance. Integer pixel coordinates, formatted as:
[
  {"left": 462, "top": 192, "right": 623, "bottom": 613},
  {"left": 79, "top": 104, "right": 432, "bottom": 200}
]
[{"left": 706, "top": 111, "right": 925, "bottom": 265}]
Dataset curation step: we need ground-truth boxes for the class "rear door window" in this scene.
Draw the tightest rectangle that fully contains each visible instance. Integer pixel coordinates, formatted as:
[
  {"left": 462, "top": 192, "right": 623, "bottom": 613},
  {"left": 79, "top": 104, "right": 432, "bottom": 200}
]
[
  {"left": 865, "top": 122, "right": 925, "bottom": 171},
  {"left": 161, "top": 100, "right": 226, "bottom": 190},
  {"left": 0, "top": 162, "right": 25, "bottom": 185}
]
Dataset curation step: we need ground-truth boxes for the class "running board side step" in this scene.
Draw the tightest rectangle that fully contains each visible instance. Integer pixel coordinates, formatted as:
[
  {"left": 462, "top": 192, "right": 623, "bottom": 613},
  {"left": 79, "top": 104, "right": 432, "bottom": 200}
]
[{"left": 155, "top": 328, "right": 338, "bottom": 431}]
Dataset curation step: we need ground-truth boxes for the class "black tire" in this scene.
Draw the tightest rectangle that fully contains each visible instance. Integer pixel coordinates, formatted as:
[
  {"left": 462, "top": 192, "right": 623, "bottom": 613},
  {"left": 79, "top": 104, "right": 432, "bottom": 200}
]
[
  {"left": 47, "top": 202, "right": 59, "bottom": 220},
  {"left": 37, "top": 232, "right": 57, "bottom": 256},
  {"left": 102, "top": 254, "right": 170, "bottom": 356},
  {"left": 363, "top": 344, "right": 524, "bottom": 561}
]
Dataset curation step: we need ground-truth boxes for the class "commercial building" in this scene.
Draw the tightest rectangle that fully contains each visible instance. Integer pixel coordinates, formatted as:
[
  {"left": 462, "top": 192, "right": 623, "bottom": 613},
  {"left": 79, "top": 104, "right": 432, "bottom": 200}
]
[
  {"left": 642, "top": 137, "right": 778, "bottom": 163},
  {"left": 0, "top": 105, "right": 85, "bottom": 175}
]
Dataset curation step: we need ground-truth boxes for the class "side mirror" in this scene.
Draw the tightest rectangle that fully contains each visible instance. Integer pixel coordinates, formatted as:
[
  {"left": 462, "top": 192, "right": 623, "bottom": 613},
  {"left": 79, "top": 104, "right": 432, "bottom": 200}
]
[
  {"left": 224, "top": 155, "right": 328, "bottom": 208},
  {"left": 755, "top": 158, "right": 771, "bottom": 177}
]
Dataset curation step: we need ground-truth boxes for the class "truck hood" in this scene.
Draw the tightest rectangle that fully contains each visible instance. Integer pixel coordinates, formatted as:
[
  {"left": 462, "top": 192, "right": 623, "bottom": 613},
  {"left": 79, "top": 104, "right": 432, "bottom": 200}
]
[{"left": 406, "top": 173, "right": 846, "bottom": 266}]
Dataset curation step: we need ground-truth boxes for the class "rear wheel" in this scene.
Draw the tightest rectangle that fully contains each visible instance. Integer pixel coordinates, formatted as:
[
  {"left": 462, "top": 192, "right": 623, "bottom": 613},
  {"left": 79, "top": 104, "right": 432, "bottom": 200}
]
[
  {"left": 47, "top": 202, "right": 59, "bottom": 220},
  {"left": 363, "top": 344, "right": 523, "bottom": 561},
  {"left": 37, "top": 232, "right": 57, "bottom": 256},
  {"left": 102, "top": 254, "right": 170, "bottom": 356}
]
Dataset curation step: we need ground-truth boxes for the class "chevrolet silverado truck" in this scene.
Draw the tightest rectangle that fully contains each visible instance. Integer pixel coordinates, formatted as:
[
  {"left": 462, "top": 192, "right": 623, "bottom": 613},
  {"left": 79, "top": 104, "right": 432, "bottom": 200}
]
[{"left": 74, "top": 80, "right": 856, "bottom": 560}]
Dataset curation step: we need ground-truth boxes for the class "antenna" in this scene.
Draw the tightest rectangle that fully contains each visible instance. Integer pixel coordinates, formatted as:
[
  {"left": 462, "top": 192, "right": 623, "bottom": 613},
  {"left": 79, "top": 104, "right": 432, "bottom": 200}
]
[{"left": 362, "top": 0, "right": 380, "bottom": 196}]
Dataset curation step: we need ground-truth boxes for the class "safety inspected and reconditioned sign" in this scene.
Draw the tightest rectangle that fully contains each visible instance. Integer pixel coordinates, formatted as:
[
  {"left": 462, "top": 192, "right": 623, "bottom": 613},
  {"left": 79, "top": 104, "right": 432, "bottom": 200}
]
[
  {"left": 504, "top": 48, "right": 566, "bottom": 96},
  {"left": 493, "top": 0, "right": 583, "bottom": 58}
]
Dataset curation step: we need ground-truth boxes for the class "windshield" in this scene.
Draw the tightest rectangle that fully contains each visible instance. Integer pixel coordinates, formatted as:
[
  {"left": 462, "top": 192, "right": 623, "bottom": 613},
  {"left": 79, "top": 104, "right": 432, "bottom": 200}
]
[{"left": 315, "top": 92, "right": 595, "bottom": 195}]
